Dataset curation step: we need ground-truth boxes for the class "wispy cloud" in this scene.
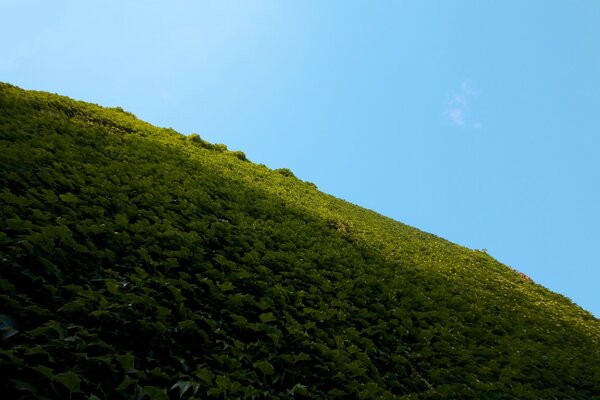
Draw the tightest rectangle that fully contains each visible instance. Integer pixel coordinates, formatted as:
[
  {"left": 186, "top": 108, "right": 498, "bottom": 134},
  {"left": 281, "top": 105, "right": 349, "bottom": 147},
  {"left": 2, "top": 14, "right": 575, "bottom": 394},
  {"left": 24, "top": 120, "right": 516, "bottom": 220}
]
[
  {"left": 444, "top": 81, "right": 481, "bottom": 129},
  {"left": 448, "top": 106, "right": 465, "bottom": 126}
]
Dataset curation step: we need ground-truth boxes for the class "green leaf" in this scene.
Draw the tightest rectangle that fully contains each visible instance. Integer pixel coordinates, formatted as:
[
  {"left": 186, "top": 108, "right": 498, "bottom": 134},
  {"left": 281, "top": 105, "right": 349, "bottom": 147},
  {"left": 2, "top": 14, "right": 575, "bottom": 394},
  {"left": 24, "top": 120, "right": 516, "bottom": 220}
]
[
  {"left": 25, "top": 347, "right": 50, "bottom": 358},
  {"left": 58, "top": 300, "right": 87, "bottom": 313},
  {"left": 115, "top": 213, "right": 129, "bottom": 227},
  {"left": 116, "top": 375, "right": 136, "bottom": 391},
  {"left": 24, "top": 305, "right": 52, "bottom": 316},
  {"left": 55, "top": 371, "right": 81, "bottom": 393},
  {"left": 31, "top": 365, "right": 54, "bottom": 380},
  {"left": 105, "top": 280, "right": 120, "bottom": 295},
  {"left": 59, "top": 192, "right": 78, "bottom": 203},
  {"left": 294, "top": 352, "right": 311, "bottom": 362},
  {"left": 27, "top": 325, "right": 50, "bottom": 337},
  {"left": 89, "top": 310, "right": 111, "bottom": 318},
  {"left": 169, "top": 285, "right": 185, "bottom": 301},
  {"left": 218, "top": 281, "right": 235, "bottom": 292},
  {"left": 289, "top": 383, "right": 309, "bottom": 396},
  {"left": 259, "top": 312, "right": 277, "bottom": 323},
  {"left": 144, "top": 386, "right": 168, "bottom": 400},
  {"left": 116, "top": 353, "right": 135, "bottom": 372},
  {"left": 170, "top": 380, "right": 192, "bottom": 397},
  {"left": 215, "top": 375, "right": 231, "bottom": 389},
  {"left": 207, "top": 386, "right": 224, "bottom": 397},
  {"left": 327, "top": 388, "right": 347, "bottom": 398},
  {"left": 195, "top": 368, "right": 214, "bottom": 385},
  {"left": 0, "top": 279, "right": 16, "bottom": 293},
  {"left": 147, "top": 367, "right": 170, "bottom": 380},
  {"left": 178, "top": 319, "right": 199, "bottom": 331},
  {"left": 253, "top": 360, "right": 274, "bottom": 375},
  {"left": 11, "top": 379, "right": 37, "bottom": 394},
  {"left": 267, "top": 331, "right": 281, "bottom": 345},
  {"left": 153, "top": 321, "right": 167, "bottom": 335},
  {"left": 5, "top": 218, "right": 32, "bottom": 231}
]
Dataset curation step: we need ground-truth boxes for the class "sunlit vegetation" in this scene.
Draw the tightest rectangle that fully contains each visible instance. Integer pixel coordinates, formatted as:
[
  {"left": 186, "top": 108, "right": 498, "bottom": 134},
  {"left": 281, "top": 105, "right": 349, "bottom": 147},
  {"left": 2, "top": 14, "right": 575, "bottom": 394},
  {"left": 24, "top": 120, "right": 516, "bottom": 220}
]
[{"left": 1, "top": 82, "right": 599, "bottom": 399}]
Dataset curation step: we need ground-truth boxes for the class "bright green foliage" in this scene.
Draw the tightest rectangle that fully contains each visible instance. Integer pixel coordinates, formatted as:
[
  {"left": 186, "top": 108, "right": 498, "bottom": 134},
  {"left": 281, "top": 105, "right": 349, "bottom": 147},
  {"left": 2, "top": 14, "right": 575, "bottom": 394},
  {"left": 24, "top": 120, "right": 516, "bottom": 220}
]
[{"left": 1, "top": 82, "right": 599, "bottom": 399}]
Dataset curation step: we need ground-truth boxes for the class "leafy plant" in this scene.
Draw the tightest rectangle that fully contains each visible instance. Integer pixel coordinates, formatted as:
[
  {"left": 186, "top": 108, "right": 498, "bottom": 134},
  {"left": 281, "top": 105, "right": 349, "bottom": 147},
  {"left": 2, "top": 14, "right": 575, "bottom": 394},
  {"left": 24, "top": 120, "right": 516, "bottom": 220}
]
[{"left": 1, "top": 82, "right": 599, "bottom": 399}]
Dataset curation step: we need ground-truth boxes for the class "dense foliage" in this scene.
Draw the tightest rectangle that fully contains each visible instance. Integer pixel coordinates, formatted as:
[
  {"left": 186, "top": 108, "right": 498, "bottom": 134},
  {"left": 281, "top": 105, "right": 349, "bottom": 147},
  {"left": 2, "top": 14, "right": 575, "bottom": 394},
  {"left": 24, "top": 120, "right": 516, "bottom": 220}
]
[{"left": 1, "top": 82, "right": 599, "bottom": 399}]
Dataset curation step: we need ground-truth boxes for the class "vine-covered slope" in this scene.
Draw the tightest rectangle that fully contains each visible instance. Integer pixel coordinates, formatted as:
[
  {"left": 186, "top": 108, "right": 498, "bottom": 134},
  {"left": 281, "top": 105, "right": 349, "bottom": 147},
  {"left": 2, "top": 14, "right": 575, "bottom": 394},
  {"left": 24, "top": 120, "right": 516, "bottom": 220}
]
[{"left": 1, "top": 82, "right": 598, "bottom": 399}]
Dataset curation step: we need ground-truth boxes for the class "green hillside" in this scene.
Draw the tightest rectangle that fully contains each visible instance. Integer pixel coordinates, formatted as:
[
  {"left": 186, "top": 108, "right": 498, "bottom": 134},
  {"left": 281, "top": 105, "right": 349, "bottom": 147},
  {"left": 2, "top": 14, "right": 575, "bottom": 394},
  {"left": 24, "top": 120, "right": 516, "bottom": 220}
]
[{"left": 1, "top": 82, "right": 598, "bottom": 399}]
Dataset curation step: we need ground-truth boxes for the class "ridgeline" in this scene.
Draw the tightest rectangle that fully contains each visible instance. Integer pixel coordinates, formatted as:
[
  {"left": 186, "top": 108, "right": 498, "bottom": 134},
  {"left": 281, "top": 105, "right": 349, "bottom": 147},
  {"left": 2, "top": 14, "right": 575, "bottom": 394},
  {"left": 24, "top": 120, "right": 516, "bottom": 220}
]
[{"left": 1, "top": 83, "right": 599, "bottom": 399}]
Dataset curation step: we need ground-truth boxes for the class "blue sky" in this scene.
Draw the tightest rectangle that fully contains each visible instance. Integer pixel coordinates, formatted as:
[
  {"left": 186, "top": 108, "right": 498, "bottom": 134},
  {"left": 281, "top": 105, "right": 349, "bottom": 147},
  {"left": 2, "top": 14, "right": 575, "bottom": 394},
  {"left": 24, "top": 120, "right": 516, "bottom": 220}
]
[{"left": 2, "top": 0, "right": 599, "bottom": 317}]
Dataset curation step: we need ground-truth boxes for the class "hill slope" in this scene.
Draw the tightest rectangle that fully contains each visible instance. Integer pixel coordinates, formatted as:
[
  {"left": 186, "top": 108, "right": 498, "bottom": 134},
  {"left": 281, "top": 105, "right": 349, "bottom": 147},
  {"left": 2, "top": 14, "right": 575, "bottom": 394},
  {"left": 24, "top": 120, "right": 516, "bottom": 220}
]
[{"left": 1, "top": 82, "right": 599, "bottom": 399}]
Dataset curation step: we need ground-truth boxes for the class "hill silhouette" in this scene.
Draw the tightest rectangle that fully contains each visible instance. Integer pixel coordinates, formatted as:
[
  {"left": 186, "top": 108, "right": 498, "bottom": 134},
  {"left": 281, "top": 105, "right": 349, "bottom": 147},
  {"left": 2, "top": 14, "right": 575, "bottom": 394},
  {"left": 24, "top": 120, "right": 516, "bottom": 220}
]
[{"left": 1, "top": 82, "right": 599, "bottom": 399}]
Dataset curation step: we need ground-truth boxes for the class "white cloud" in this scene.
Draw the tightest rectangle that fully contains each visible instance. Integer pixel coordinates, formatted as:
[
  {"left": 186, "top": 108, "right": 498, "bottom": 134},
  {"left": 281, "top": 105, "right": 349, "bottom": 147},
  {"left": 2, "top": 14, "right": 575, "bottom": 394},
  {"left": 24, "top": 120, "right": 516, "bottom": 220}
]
[
  {"left": 444, "top": 80, "right": 481, "bottom": 129},
  {"left": 448, "top": 107, "right": 465, "bottom": 126}
]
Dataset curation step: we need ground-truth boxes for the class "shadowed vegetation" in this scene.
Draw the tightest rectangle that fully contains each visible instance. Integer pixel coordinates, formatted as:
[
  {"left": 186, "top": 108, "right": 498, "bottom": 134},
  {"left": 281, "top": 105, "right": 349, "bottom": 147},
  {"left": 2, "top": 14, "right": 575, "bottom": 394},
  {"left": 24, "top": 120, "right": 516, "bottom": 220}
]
[{"left": 1, "top": 82, "right": 599, "bottom": 399}]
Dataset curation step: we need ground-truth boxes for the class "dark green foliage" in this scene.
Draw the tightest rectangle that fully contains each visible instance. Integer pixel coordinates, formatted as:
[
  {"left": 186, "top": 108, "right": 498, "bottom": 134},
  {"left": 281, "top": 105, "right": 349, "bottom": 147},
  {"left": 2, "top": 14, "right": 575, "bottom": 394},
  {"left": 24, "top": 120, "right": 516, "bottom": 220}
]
[
  {"left": 228, "top": 151, "right": 248, "bottom": 162},
  {"left": 1, "top": 82, "right": 599, "bottom": 399},
  {"left": 275, "top": 168, "right": 295, "bottom": 178}
]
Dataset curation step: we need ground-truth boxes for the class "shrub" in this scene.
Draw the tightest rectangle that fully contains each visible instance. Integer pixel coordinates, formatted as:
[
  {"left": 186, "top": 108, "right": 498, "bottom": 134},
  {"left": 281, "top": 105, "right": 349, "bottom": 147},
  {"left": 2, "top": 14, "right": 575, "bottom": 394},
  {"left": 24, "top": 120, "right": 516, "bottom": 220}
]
[
  {"left": 229, "top": 150, "right": 248, "bottom": 161},
  {"left": 275, "top": 168, "right": 295, "bottom": 178}
]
